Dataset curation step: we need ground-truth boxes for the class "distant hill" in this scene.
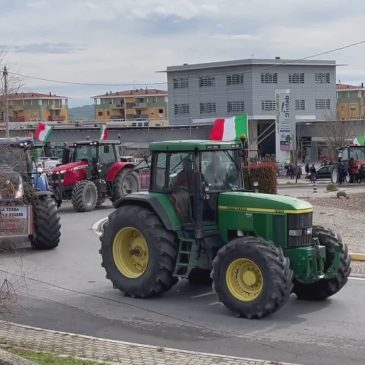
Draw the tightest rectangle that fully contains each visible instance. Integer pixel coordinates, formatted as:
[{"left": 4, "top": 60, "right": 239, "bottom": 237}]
[{"left": 69, "top": 104, "right": 94, "bottom": 120}]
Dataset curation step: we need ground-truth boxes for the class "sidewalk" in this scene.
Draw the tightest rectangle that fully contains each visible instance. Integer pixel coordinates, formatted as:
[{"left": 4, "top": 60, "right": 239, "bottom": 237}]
[{"left": 0, "top": 320, "right": 301, "bottom": 365}]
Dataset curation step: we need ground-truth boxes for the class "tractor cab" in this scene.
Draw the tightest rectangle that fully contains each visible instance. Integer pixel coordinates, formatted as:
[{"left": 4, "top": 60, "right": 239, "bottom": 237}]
[{"left": 149, "top": 140, "right": 243, "bottom": 224}]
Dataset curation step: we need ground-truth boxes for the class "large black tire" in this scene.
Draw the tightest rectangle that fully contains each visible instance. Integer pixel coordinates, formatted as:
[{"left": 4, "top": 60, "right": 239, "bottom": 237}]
[
  {"left": 112, "top": 169, "right": 139, "bottom": 202},
  {"left": 30, "top": 195, "right": 61, "bottom": 250},
  {"left": 71, "top": 180, "right": 98, "bottom": 212},
  {"left": 212, "top": 237, "right": 293, "bottom": 319},
  {"left": 293, "top": 226, "right": 351, "bottom": 300},
  {"left": 100, "top": 205, "right": 178, "bottom": 297}
]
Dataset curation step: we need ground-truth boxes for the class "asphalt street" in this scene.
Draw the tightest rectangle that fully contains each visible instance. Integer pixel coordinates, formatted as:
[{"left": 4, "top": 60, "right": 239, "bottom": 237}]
[{"left": 0, "top": 201, "right": 365, "bottom": 365}]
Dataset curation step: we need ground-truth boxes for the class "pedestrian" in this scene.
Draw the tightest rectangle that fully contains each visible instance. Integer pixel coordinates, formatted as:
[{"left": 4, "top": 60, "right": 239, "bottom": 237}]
[{"left": 310, "top": 164, "right": 316, "bottom": 183}]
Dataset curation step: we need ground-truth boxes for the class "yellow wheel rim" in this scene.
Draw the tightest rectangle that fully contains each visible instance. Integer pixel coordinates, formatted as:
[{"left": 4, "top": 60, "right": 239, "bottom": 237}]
[
  {"left": 112, "top": 227, "right": 149, "bottom": 278},
  {"left": 226, "top": 258, "right": 263, "bottom": 302}
]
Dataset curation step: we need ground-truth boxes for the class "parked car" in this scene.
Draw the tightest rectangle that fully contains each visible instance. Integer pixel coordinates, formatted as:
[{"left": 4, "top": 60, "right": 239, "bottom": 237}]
[{"left": 305, "top": 165, "right": 334, "bottom": 180}]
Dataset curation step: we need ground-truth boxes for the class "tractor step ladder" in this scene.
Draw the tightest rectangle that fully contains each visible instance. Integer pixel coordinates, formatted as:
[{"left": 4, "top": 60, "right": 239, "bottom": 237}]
[{"left": 174, "top": 237, "right": 196, "bottom": 276}]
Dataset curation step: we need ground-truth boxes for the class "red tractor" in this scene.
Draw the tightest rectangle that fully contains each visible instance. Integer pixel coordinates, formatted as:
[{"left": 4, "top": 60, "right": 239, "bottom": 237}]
[{"left": 49, "top": 140, "right": 139, "bottom": 212}]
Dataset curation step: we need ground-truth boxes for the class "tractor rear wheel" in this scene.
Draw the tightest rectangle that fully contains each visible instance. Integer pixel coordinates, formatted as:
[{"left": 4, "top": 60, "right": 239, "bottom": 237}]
[
  {"left": 112, "top": 169, "right": 139, "bottom": 202},
  {"left": 100, "top": 205, "right": 178, "bottom": 297},
  {"left": 71, "top": 180, "right": 98, "bottom": 212},
  {"left": 293, "top": 226, "right": 351, "bottom": 300},
  {"left": 212, "top": 237, "right": 292, "bottom": 319},
  {"left": 30, "top": 195, "right": 61, "bottom": 250}
]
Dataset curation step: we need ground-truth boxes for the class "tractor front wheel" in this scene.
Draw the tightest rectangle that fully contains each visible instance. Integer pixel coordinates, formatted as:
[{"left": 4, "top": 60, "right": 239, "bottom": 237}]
[
  {"left": 71, "top": 180, "right": 98, "bottom": 212},
  {"left": 293, "top": 226, "right": 351, "bottom": 300},
  {"left": 212, "top": 237, "right": 292, "bottom": 319},
  {"left": 112, "top": 169, "right": 139, "bottom": 202},
  {"left": 100, "top": 205, "right": 178, "bottom": 297},
  {"left": 30, "top": 195, "right": 61, "bottom": 250}
]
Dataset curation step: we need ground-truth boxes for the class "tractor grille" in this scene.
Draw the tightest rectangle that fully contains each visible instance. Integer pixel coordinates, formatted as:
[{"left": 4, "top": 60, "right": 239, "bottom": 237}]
[{"left": 287, "top": 212, "right": 313, "bottom": 247}]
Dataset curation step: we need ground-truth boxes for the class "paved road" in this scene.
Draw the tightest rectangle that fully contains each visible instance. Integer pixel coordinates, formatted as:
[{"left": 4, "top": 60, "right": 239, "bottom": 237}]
[{"left": 1, "top": 202, "right": 365, "bottom": 365}]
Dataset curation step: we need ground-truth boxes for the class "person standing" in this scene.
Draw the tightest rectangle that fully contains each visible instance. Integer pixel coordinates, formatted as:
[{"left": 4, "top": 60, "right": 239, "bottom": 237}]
[{"left": 310, "top": 164, "right": 316, "bottom": 183}]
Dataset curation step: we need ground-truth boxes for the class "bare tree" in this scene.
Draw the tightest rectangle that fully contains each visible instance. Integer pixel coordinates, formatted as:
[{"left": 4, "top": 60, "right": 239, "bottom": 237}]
[
  {"left": 321, "top": 116, "right": 355, "bottom": 161},
  {"left": 0, "top": 51, "right": 24, "bottom": 124}
]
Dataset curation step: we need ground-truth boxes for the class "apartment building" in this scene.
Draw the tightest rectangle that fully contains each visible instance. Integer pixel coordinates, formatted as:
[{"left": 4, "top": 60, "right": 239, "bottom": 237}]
[
  {"left": 166, "top": 58, "right": 336, "bottom": 157},
  {"left": 4, "top": 92, "right": 69, "bottom": 123},
  {"left": 336, "top": 83, "right": 365, "bottom": 120},
  {"left": 93, "top": 88, "right": 168, "bottom": 127}
]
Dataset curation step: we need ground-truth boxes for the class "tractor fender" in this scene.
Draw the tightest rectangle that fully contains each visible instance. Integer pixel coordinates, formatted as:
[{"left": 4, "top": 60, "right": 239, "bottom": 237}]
[
  {"left": 113, "top": 193, "right": 181, "bottom": 232},
  {"left": 106, "top": 162, "right": 135, "bottom": 182}
]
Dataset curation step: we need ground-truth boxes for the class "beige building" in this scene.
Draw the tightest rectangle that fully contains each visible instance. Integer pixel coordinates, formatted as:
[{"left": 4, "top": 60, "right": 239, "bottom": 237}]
[
  {"left": 93, "top": 88, "right": 168, "bottom": 127},
  {"left": 336, "top": 83, "right": 365, "bottom": 120},
  {"left": 3, "top": 92, "right": 69, "bottom": 123}
]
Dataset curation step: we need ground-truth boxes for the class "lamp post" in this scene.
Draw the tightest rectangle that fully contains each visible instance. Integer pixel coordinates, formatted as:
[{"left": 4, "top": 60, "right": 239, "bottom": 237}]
[{"left": 3, "top": 66, "right": 9, "bottom": 138}]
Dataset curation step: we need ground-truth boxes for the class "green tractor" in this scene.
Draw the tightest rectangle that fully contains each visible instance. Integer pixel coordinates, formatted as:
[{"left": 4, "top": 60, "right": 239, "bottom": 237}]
[{"left": 100, "top": 140, "right": 351, "bottom": 318}]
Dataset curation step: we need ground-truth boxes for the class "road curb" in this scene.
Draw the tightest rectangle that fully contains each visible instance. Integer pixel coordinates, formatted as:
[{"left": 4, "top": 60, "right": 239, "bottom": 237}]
[
  {"left": 0, "top": 320, "right": 301, "bottom": 365},
  {"left": 350, "top": 253, "right": 365, "bottom": 261}
]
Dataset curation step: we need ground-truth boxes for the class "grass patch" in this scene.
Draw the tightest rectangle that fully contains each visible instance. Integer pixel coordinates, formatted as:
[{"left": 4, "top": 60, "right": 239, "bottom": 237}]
[
  {"left": 326, "top": 183, "right": 338, "bottom": 192},
  {"left": 6, "top": 347, "right": 108, "bottom": 365}
]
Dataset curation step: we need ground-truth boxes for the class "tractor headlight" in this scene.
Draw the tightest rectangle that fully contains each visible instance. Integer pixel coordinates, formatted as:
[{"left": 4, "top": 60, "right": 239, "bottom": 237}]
[{"left": 14, "top": 181, "right": 24, "bottom": 199}]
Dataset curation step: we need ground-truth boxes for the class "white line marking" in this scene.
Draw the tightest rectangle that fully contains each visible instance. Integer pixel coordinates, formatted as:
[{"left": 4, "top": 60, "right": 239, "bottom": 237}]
[
  {"left": 208, "top": 301, "right": 222, "bottom": 306},
  {"left": 92, "top": 217, "right": 108, "bottom": 237},
  {"left": 349, "top": 276, "right": 365, "bottom": 281},
  {"left": 192, "top": 291, "right": 215, "bottom": 299}
]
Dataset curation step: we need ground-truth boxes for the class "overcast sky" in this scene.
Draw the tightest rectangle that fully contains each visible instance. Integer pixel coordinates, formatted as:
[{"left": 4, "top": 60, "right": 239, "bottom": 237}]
[{"left": 1, "top": 0, "right": 365, "bottom": 107}]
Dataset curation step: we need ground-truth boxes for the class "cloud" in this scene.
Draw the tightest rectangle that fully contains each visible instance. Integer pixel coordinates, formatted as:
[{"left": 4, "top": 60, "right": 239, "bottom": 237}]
[
  {"left": 0, "top": 0, "right": 365, "bottom": 106},
  {"left": 1, "top": 42, "right": 84, "bottom": 54}
]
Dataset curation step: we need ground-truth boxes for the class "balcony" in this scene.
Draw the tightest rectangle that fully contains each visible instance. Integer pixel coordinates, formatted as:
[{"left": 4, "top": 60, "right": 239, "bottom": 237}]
[{"left": 96, "top": 103, "right": 125, "bottom": 109}]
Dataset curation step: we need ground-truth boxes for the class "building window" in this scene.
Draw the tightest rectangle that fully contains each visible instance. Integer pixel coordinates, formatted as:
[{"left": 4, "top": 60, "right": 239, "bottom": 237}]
[
  {"left": 315, "top": 73, "right": 330, "bottom": 84},
  {"left": 261, "top": 100, "right": 276, "bottom": 111},
  {"left": 315, "top": 99, "right": 330, "bottom": 109},
  {"left": 98, "top": 111, "right": 103, "bottom": 116},
  {"left": 289, "top": 73, "right": 304, "bottom": 84},
  {"left": 261, "top": 73, "right": 277, "bottom": 83},
  {"left": 200, "top": 102, "right": 216, "bottom": 114},
  {"left": 227, "top": 101, "right": 245, "bottom": 113},
  {"left": 295, "top": 100, "right": 305, "bottom": 111},
  {"left": 174, "top": 104, "right": 189, "bottom": 115},
  {"left": 173, "top": 78, "right": 189, "bottom": 89},
  {"left": 199, "top": 76, "right": 215, "bottom": 87},
  {"left": 226, "top": 73, "right": 243, "bottom": 85}
]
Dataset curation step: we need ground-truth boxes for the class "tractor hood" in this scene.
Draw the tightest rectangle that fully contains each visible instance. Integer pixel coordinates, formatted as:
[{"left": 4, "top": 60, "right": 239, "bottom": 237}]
[
  {"left": 219, "top": 192, "right": 313, "bottom": 214},
  {"left": 52, "top": 161, "right": 87, "bottom": 174}
]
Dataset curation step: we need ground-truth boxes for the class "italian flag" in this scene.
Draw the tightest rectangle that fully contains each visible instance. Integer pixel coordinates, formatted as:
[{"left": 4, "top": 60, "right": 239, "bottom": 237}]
[
  {"left": 34, "top": 123, "right": 53, "bottom": 142},
  {"left": 353, "top": 135, "right": 365, "bottom": 146},
  {"left": 99, "top": 124, "right": 109, "bottom": 140},
  {"left": 210, "top": 114, "right": 248, "bottom": 141}
]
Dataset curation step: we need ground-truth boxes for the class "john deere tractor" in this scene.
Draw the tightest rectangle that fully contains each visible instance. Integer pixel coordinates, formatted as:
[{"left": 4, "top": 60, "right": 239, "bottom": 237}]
[
  {"left": 0, "top": 137, "right": 60, "bottom": 250},
  {"left": 50, "top": 140, "right": 139, "bottom": 212},
  {"left": 100, "top": 140, "right": 350, "bottom": 319}
]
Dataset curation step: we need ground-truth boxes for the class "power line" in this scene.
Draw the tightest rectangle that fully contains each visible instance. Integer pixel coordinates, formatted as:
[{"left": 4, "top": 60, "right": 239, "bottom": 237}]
[
  {"left": 7, "top": 71, "right": 167, "bottom": 87},
  {"left": 5, "top": 39, "right": 365, "bottom": 87}
]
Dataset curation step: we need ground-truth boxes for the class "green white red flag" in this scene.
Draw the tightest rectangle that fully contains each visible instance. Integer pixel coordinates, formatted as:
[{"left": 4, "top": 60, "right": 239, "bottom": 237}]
[
  {"left": 34, "top": 123, "right": 53, "bottom": 142},
  {"left": 99, "top": 124, "right": 109, "bottom": 140},
  {"left": 210, "top": 114, "right": 248, "bottom": 141}
]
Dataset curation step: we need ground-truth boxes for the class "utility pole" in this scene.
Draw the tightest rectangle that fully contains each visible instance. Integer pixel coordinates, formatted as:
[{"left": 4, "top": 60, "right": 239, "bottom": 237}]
[{"left": 3, "top": 66, "right": 9, "bottom": 137}]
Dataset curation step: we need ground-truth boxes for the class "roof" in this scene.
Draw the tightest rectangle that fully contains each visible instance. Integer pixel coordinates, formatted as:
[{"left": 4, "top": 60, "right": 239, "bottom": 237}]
[
  {"left": 69, "top": 140, "right": 121, "bottom": 146},
  {"left": 93, "top": 89, "right": 167, "bottom": 98},
  {"left": 7, "top": 92, "right": 68, "bottom": 100},
  {"left": 0, "top": 137, "right": 34, "bottom": 146},
  {"left": 336, "top": 83, "right": 365, "bottom": 91},
  {"left": 166, "top": 58, "right": 336, "bottom": 73},
  {"left": 149, "top": 140, "right": 242, "bottom": 152}
]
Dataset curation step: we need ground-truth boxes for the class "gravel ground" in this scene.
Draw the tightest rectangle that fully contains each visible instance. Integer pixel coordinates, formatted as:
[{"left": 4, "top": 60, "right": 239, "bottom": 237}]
[{"left": 304, "top": 192, "right": 365, "bottom": 254}]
